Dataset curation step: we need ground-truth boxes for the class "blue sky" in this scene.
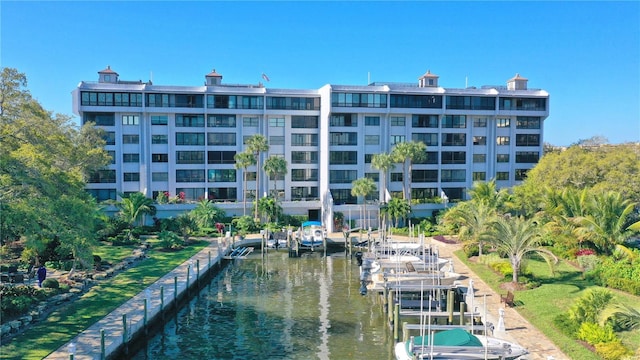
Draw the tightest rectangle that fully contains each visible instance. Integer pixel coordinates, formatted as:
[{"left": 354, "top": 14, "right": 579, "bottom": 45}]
[{"left": 2, "top": 1, "right": 638, "bottom": 146}]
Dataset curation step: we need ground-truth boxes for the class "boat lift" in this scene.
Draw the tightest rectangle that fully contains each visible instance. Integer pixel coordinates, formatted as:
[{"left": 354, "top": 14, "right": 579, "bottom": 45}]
[{"left": 224, "top": 247, "right": 254, "bottom": 259}]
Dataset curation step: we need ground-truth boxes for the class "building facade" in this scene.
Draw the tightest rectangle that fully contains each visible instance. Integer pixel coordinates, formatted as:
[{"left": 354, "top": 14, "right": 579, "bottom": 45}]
[{"left": 73, "top": 67, "right": 549, "bottom": 230}]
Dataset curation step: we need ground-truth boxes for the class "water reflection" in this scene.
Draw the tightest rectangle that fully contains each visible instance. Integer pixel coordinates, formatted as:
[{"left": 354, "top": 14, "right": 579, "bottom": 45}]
[{"left": 132, "top": 250, "right": 393, "bottom": 359}]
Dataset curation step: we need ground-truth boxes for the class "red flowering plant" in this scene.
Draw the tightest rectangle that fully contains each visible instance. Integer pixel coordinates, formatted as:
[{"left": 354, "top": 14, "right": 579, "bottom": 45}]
[
  {"left": 575, "top": 248, "right": 599, "bottom": 272},
  {"left": 575, "top": 248, "right": 596, "bottom": 257}
]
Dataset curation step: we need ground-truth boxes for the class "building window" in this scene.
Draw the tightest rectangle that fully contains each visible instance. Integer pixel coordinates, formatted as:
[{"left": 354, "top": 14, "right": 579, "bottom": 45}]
[
  {"left": 497, "top": 154, "right": 510, "bottom": 163},
  {"left": 473, "top": 136, "right": 486, "bottom": 145},
  {"left": 176, "top": 114, "right": 205, "bottom": 127},
  {"left": 86, "top": 189, "right": 116, "bottom": 202},
  {"left": 208, "top": 169, "right": 236, "bottom": 182},
  {"left": 330, "top": 132, "right": 357, "bottom": 146},
  {"left": 269, "top": 136, "right": 285, "bottom": 145},
  {"left": 208, "top": 187, "right": 237, "bottom": 201},
  {"left": 496, "top": 136, "right": 510, "bottom": 146},
  {"left": 441, "top": 169, "right": 466, "bottom": 182},
  {"left": 123, "top": 153, "right": 139, "bottom": 163},
  {"left": 267, "top": 96, "right": 320, "bottom": 110},
  {"left": 242, "top": 117, "right": 259, "bottom": 127},
  {"left": 81, "top": 92, "right": 142, "bottom": 107},
  {"left": 516, "top": 151, "right": 540, "bottom": 163},
  {"left": 176, "top": 169, "right": 205, "bottom": 182},
  {"left": 365, "top": 172, "right": 379, "bottom": 182},
  {"left": 88, "top": 170, "right": 116, "bottom": 183},
  {"left": 208, "top": 95, "right": 262, "bottom": 109},
  {"left": 329, "top": 151, "right": 357, "bottom": 165},
  {"left": 208, "top": 151, "right": 236, "bottom": 164},
  {"left": 473, "top": 154, "right": 486, "bottom": 163},
  {"left": 152, "top": 134, "right": 168, "bottom": 144},
  {"left": 391, "top": 173, "right": 403, "bottom": 182},
  {"left": 107, "top": 150, "right": 116, "bottom": 164},
  {"left": 151, "top": 115, "right": 168, "bottom": 125},
  {"left": 473, "top": 172, "right": 486, "bottom": 181},
  {"left": 329, "top": 170, "right": 357, "bottom": 184},
  {"left": 176, "top": 151, "right": 205, "bottom": 164},
  {"left": 291, "top": 169, "right": 318, "bottom": 182},
  {"left": 208, "top": 114, "right": 236, "bottom": 127},
  {"left": 412, "top": 170, "right": 438, "bottom": 182},
  {"left": 515, "top": 169, "right": 529, "bottom": 181},
  {"left": 442, "top": 133, "right": 466, "bottom": 146},
  {"left": 123, "top": 134, "right": 139, "bottom": 144},
  {"left": 331, "top": 93, "right": 387, "bottom": 108},
  {"left": 364, "top": 154, "right": 373, "bottom": 163},
  {"left": 516, "top": 116, "right": 541, "bottom": 129},
  {"left": 124, "top": 172, "right": 140, "bottom": 182},
  {"left": 122, "top": 115, "right": 139, "bottom": 125},
  {"left": 390, "top": 135, "right": 405, "bottom": 145},
  {"left": 390, "top": 94, "right": 442, "bottom": 108},
  {"left": 441, "top": 151, "right": 466, "bottom": 164},
  {"left": 473, "top": 118, "right": 487, "bottom": 127},
  {"left": 365, "top": 116, "right": 380, "bottom": 126},
  {"left": 365, "top": 135, "right": 380, "bottom": 145},
  {"left": 291, "top": 116, "right": 318, "bottom": 128},
  {"left": 516, "top": 134, "right": 540, "bottom": 146},
  {"left": 207, "top": 133, "right": 235, "bottom": 146},
  {"left": 496, "top": 118, "right": 511, "bottom": 128},
  {"left": 291, "top": 134, "right": 318, "bottom": 146},
  {"left": 152, "top": 153, "right": 168, "bottom": 163},
  {"left": 412, "top": 188, "right": 437, "bottom": 200},
  {"left": 174, "top": 188, "right": 206, "bottom": 201},
  {"left": 331, "top": 189, "right": 356, "bottom": 205},
  {"left": 415, "top": 151, "right": 438, "bottom": 164},
  {"left": 83, "top": 113, "right": 115, "bottom": 126},
  {"left": 442, "top": 115, "right": 467, "bottom": 128},
  {"left": 390, "top": 116, "right": 406, "bottom": 126},
  {"left": 291, "top": 187, "right": 319, "bottom": 200},
  {"left": 269, "top": 117, "right": 285, "bottom": 127},
  {"left": 499, "top": 97, "right": 546, "bottom": 111},
  {"left": 496, "top": 172, "right": 510, "bottom": 181},
  {"left": 176, "top": 132, "right": 206, "bottom": 146},
  {"left": 330, "top": 113, "right": 357, "bottom": 127},
  {"left": 152, "top": 172, "right": 168, "bottom": 181},
  {"left": 412, "top": 133, "right": 438, "bottom": 146},
  {"left": 291, "top": 151, "right": 318, "bottom": 164},
  {"left": 412, "top": 115, "right": 438, "bottom": 128},
  {"left": 104, "top": 132, "right": 116, "bottom": 145}
]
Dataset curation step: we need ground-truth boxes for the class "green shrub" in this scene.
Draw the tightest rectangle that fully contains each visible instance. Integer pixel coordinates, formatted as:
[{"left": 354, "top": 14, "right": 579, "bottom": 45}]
[
  {"left": 490, "top": 261, "right": 513, "bottom": 277},
  {"left": 553, "top": 312, "right": 580, "bottom": 337},
  {"left": 577, "top": 254, "right": 600, "bottom": 272},
  {"left": 595, "top": 340, "right": 633, "bottom": 360},
  {"left": 568, "top": 288, "right": 614, "bottom": 324},
  {"left": 42, "top": 278, "right": 59, "bottom": 289},
  {"left": 157, "top": 230, "right": 183, "bottom": 250},
  {"left": 605, "top": 277, "right": 640, "bottom": 296},
  {"left": 1, "top": 295, "right": 35, "bottom": 317},
  {"left": 577, "top": 322, "right": 617, "bottom": 345}
]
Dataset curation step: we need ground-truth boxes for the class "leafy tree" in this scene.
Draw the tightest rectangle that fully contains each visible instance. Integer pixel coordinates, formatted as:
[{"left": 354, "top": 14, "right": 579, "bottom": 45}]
[
  {"left": 263, "top": 155, "right": 287, "bottom": 198},
  {"left": 467, "top": 180, "right": 510, "bottom": 211},
  {"left": 245, "top": 134, "right": 269, "bottom": 220},
  {"left": 234, "top": 151, "right": 256, "bottom": 216},
  {"left": 1, "top": 67, "right": 109, "bottom": 268},
  {"left": 441, "top": 201, "right": 497, "bottom": 256},
  {"left": 391, "top": 141, "right": 426, "bottom": 202},
  {"left": 175, "top": 213, "right": 197, "bottom": 242},
  {"left": 382, "top": 197, "right": 411, "bottom": 228},
  {"left": 257, "top": 196, "right": 282, "bottom": 223},
  {"left": 488, "top": 216, "right": 558, "bottom": 283},
  {"left": 351, "top": 177, "right": 377, "bottom": 230}
]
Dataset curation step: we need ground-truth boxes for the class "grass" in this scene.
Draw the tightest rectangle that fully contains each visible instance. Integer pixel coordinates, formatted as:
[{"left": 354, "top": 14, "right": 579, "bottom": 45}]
[
  {"left": 455, "top": 250, "right": 640, "bottom": 360},
  {"left": 0, "top": 240, "right": 210, "bottom": 360}
]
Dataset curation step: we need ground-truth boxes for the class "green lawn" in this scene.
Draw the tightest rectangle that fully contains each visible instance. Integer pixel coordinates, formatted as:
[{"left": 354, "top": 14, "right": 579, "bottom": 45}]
[
  {"left": 455, "top": 251, "right": 640, "bottom": 359},
  {"left": 0, "top": 240, "right": 210, "bottom": 360}
]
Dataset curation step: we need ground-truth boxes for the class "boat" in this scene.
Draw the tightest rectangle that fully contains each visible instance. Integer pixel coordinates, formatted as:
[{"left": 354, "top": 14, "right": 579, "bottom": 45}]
[
  {"left": 266, "top": 231, "right": 288, "bottom": 249},
  {"left": 394, "top": 328, "right": 528, "bottom": 360},
  {"left": 297, "top": 221, "right": 325, "bottom": 251}
]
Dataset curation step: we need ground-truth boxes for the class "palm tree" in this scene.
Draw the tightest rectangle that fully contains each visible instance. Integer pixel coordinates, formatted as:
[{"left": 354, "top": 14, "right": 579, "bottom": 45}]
[
  {"left": 441, "top": 201, "right": 497, "bottom": 256},
  {"left": 263, "top": 155, "right": 288, "bottom": 199},
  {"left": 234, "top": 151, "right": 256, "bottom": 216},
  {"left": 391, "top": 141, "right": 426, "bottom": 203},
  {"left": 116, "top": 192, "right": 156, "bottom": 228},
  {"left": 176, "top": 213, "right": 197, "bottom": 242},
  {"left": 600, "top": 304, "right": 640, "bottom": 331},
  {"left": 489, "top": 216, "right": 558, "bottom": 283},
  {"left": 576, "top": 191, "right": 637, "bottom": 255},
  {"left": 371, "top": 152, "right": 396, "bottom": 203},
  {"left": 245, "top": 134, "right": 269, "bottom": 220},
  {"left": 384, "top": 197, "right": 411, "bottom": 227},
  {"left": 190, "top": 199, "right": 225, "bottom": 230},
  {"left": 351, "top": 177, "right": 377, "bottom": 230},
  {"left": 467, "top": 179, "right": 510, "bottom": 210},
  {"left": 257, "top": 196, "right": 282, "bottom": 223}
]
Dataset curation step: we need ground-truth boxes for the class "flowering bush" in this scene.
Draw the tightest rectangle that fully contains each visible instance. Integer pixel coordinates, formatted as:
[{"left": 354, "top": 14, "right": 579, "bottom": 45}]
[{"left": 576, "top": 248, "right": 596, "bottom": 257}]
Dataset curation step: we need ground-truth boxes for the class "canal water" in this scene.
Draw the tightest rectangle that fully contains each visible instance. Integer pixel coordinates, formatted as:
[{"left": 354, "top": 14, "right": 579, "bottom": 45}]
[{"left": 131, "top": 250, "right": 395, "bottom": 359}]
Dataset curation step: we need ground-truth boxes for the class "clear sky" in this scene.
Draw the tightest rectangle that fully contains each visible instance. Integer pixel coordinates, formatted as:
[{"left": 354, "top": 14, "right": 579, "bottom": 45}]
[{"left": 1, "top": 1, "right": 638, "bottom": 146}]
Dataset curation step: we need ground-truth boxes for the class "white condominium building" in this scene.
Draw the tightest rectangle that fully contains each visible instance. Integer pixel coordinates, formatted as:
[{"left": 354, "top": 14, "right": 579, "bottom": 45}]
[{"left": 73, "top": 67, "right": 549, "bottom": 229}]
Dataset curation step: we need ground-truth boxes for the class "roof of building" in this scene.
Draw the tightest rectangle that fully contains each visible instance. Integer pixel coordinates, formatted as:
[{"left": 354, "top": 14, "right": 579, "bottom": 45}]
[{"left": 98, "top": 66, "right": 118, "bottom": 75}]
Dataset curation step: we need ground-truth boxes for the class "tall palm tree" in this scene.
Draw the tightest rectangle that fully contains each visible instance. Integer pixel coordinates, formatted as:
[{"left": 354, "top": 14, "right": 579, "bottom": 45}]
[
  {"left": 467, "top": 179, "right": 509, "bottom": 210},
  {"left": 234, "top": 151, "right": 256, "bottom": 216},
  {"left": 371, "top": 152, "right": 396, "bottom": 203},
  {"left": 116, "top": 192, "right": 156, "bottom": 228},
  {"left": 351, "top": 177, "right": 377, "bottom": 230},
  {"left": 489, "top": 216, "right": 558, "bottom": 283},
  {"left": 384, "top": 197, "right": 412, "bottom": 228},
  {"left": 391, "top": 141, "right": 426, "bottom": 203},
  {"left": 257, "top": 196, "right": 282, "bottom": 223},
  {"left": 245, "top": 134, "right": 269, "bottom": 220},
  {"left": 263, "top": 155, "right": 288, "bottom": 199}
]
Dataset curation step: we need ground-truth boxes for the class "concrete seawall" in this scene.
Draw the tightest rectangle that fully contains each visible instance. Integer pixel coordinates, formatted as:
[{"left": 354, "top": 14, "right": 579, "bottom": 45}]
[{"left": 44, "top": 239, "right": 233, "bottom": 360}]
